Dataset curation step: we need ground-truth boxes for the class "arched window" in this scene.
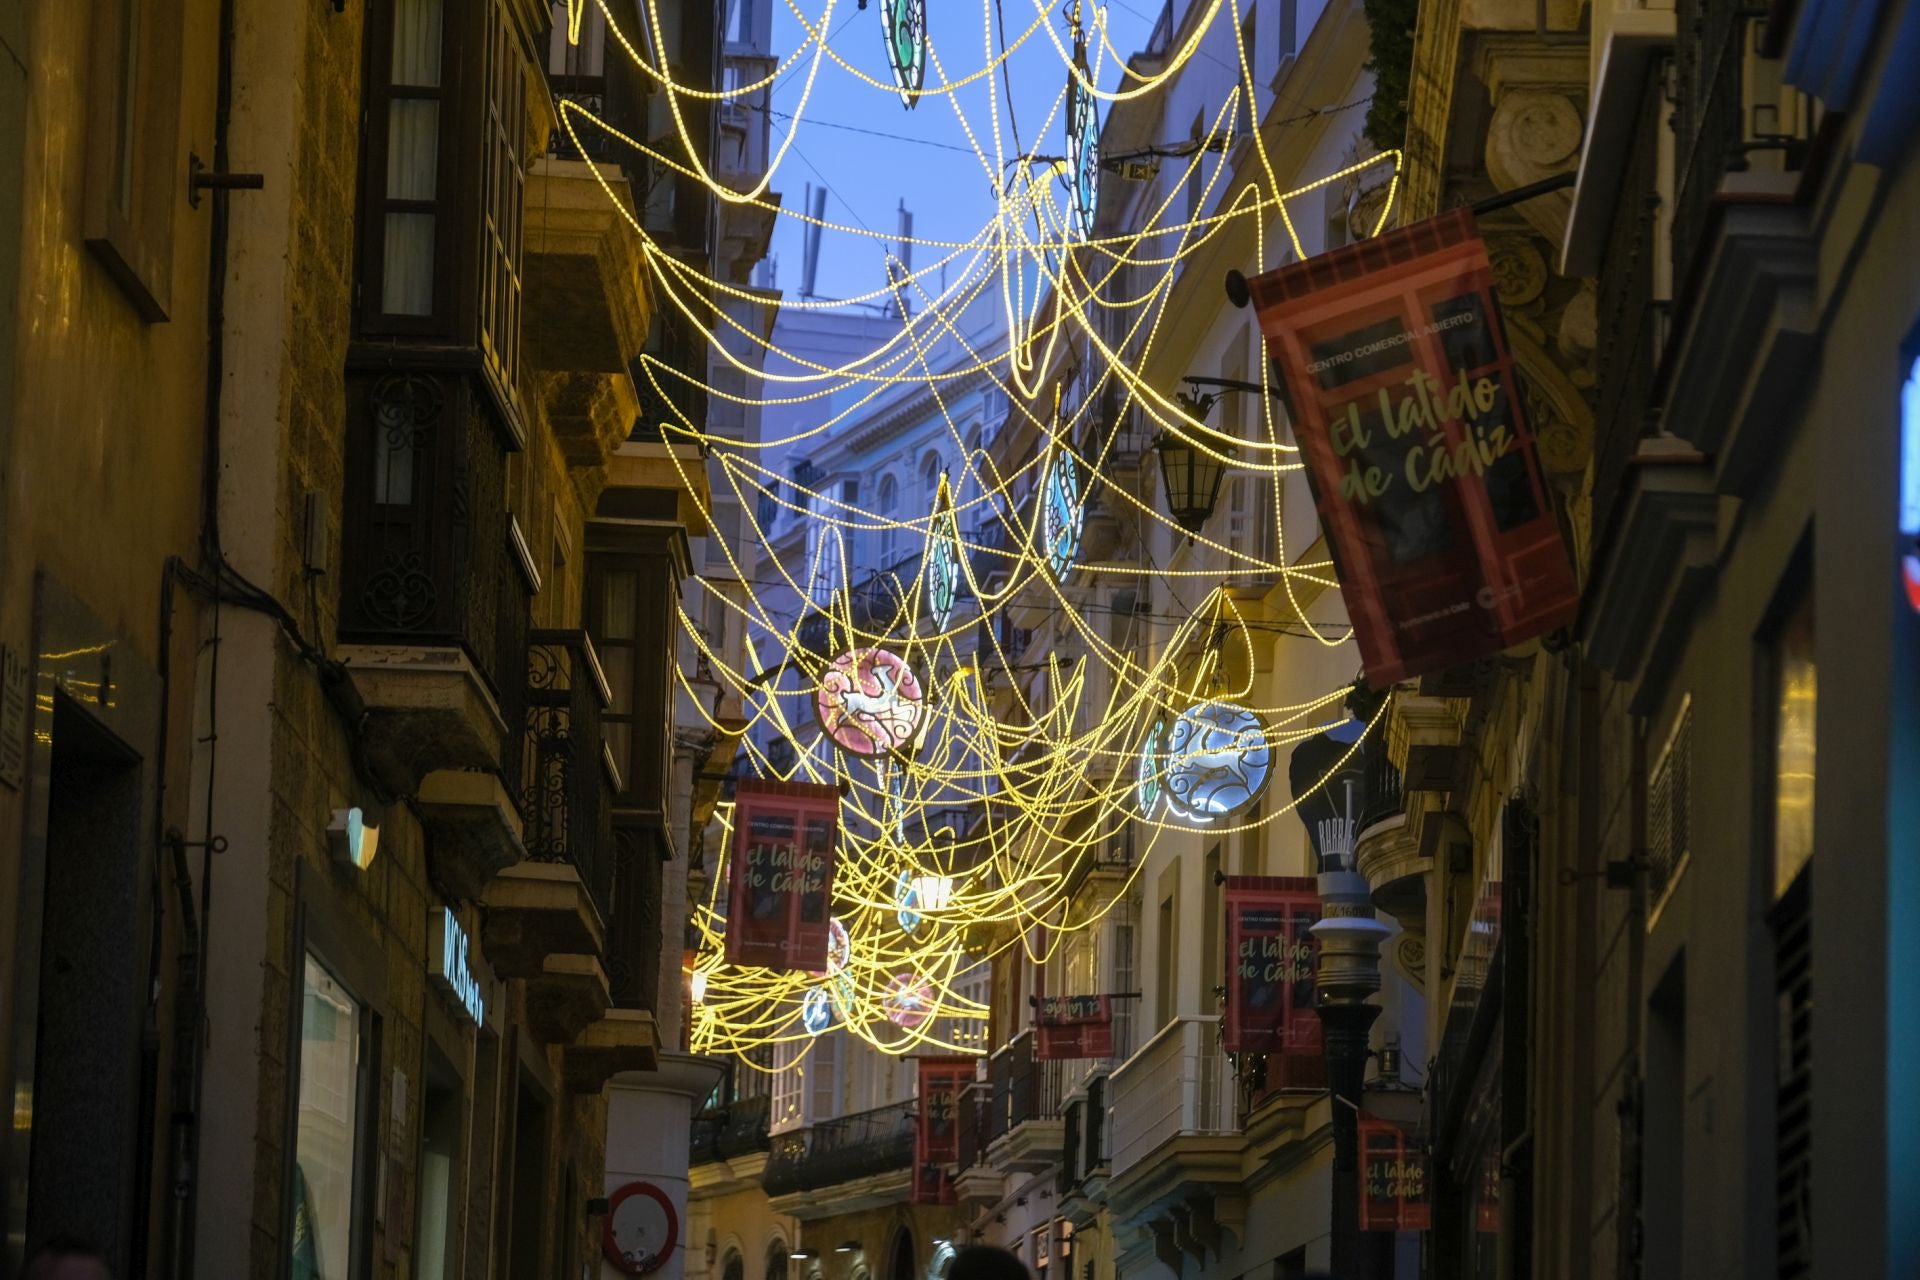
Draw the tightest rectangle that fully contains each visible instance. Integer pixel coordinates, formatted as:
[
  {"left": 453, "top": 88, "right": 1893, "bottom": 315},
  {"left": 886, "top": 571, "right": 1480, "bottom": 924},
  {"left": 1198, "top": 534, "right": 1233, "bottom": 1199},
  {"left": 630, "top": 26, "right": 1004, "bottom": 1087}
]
[
  {"left": 724, "top": 1251, "right": 745, "bottom": 1280},
  {"left": 877, "top": 474, "right": 900, "bottom": 569},
  {"left": 888, "top": 1228, "right": 916, "bottom": 1280},
  {"left": 766, "top": 1240, "right": 789, "bottom": 1280},
  {"left": 921, "top": 452, "right": 942, "bottom": 507}
]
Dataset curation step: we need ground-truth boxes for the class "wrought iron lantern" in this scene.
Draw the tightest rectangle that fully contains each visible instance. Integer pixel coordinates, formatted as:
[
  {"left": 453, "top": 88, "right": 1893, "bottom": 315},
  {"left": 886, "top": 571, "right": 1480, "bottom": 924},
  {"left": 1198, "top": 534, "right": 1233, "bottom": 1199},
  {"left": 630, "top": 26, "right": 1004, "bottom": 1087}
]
[{"left": 1152, "top": 422, "right": 1234, "bottom": 534}]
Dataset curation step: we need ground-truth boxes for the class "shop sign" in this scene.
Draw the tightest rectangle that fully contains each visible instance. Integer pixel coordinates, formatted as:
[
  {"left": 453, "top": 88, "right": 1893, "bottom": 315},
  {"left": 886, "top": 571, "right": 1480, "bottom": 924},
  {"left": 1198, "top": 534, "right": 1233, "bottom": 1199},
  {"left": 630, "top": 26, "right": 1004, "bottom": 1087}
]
[
  {"left": 1358, "top": 1116, "right": 1432, "bottom": 1231},
  {"left": 1247, "top": 207, "right": 1578, "bottom": 684},
  {"left": 428, "top": 907, "right": 484, "bottom": 1027},
  {"left": 725, "top": 778, "right": 840, "bottom": 972},
  {"left": 913, "top": 1056, "right": 973, "bottom": 1204},
  {"left": 1034, "top": 995, "right": 1113, "bottom": 1060},
  {"left": 1222, "top": 875, "right": 1324, "bottom": 1087}
]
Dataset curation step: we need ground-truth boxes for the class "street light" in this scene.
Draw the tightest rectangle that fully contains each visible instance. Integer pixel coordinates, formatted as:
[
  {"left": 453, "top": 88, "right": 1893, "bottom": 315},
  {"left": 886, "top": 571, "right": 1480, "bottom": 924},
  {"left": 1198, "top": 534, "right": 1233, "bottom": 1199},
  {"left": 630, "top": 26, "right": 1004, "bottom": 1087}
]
[{"left": 1287, "top": 686, "right": 1393, "bottom": 1280}]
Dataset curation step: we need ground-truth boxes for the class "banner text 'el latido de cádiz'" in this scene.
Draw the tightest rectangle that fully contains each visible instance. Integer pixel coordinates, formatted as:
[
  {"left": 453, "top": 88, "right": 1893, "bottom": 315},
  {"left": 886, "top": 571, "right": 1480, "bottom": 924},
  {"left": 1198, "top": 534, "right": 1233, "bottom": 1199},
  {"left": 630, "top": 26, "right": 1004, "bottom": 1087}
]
[
  {"left": 1248, "top": 208, "right": 1578, "bottom": 685},
  {"left": 725, "top": 779, "right": 840, "bottom": 972}
]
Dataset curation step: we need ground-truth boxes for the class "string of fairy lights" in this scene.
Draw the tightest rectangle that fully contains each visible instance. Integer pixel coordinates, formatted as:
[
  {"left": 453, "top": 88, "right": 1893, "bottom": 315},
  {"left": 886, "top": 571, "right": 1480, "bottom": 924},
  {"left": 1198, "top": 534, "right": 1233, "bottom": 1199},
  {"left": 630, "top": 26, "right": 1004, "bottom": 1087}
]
[{"left": 560, "top": 0, "right": 1397, "bottom": 1070}]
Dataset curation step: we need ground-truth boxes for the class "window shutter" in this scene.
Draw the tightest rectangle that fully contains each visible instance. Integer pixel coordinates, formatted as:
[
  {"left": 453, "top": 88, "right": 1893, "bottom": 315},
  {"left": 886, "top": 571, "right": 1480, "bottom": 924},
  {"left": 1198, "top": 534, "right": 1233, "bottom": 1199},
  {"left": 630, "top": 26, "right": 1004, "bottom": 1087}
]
[{"left": 1774, "top": 876, "right": 1812, "bottom": 1278}]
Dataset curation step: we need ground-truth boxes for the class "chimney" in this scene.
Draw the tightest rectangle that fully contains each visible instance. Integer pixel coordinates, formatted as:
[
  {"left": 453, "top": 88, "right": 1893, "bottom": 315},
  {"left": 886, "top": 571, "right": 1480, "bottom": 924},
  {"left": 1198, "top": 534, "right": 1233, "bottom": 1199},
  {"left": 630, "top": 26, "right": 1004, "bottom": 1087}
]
[
  {"left": 893, "top": 198, "right": 915, "bottom": 317},
  {"left": 800, "top": 184, "right": 827, "bottom": 297}
]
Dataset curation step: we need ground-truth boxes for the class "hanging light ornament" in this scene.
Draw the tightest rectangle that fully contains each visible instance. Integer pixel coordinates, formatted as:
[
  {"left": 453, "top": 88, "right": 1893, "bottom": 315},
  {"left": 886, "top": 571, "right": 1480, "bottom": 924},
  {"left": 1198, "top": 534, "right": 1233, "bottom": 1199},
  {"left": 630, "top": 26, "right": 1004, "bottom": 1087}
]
[
  {"left": 1163, "top": 700, "right": 1274, "bottom": 824},
  {"left": 880, "top": 0, "right": 928, "bottom": 109},
  {"left": 1065, "top": 1, "right": 1101, "bottom": 241},
  {"left": 802, "top": 986, "right": 836, "bottom": 1034},
  {"left": 924, "top": 479, "right": 962, "bottom": 630},
  {"left": 815, "top": 647, "right": 926, "bottom": 755},
  {"left": 1040, "top": 447, "right": 1085, "bottom": 580},
  {"left": 1135, "top": 717, "right": 1167, "bottom": 816}
]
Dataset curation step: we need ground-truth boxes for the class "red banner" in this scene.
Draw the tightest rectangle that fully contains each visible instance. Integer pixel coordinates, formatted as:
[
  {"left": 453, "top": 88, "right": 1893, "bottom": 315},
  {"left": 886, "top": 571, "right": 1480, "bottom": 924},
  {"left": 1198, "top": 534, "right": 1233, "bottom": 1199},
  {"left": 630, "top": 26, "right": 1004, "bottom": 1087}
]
[
  {"left": 1034, "top": 995, "right": 1114, "bottom": 1060},
  {"left": 914, "top": 1057, "right": 973, "bottom": 1204},
  {"left": 1359, "top": 1117, "right": 1432, "bottom": 1232},
  {"left": 1223, "top": 876, "right": 1323, "bottom": 1087},
  {"left": 724, "top": 779, "right": 839, "bottom": 972},
  {"left": 1247, "top": 208, "right": 1578, "bottom": 685}
]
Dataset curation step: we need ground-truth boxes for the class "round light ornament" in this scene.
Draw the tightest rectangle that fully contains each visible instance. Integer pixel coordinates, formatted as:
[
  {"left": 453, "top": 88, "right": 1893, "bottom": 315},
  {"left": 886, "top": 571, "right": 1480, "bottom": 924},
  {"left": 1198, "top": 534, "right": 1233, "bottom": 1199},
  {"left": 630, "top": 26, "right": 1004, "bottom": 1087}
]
[
  {"left": 1163, "top": 700, "right": 1273, "bottom": 823},
  {"left": 801, "top": 986, "right": 835, "bottom": 1035},
  {"left": 1135, "top": 717, "right": 1167, "bottom": 817},
  {"left": 815, "top": 648, "right": 925, "bottom": 756},
  {"left": 894, "top": 870, "right": 923, "bottom": 933},
  {"left": 884, "top": 972, "right": 934, "bottom": 1029},
  {"left": 1040, "top": 450, "right": 1084, "bottom": 581}
]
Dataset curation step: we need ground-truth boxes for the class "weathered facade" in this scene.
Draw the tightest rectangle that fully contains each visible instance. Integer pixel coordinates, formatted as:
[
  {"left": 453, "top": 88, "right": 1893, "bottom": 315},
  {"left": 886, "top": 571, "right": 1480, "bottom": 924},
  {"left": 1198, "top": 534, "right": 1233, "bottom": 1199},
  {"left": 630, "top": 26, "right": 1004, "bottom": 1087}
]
[{"left": 1398, "top": 0, "right": 1920, "bottom": 1276}]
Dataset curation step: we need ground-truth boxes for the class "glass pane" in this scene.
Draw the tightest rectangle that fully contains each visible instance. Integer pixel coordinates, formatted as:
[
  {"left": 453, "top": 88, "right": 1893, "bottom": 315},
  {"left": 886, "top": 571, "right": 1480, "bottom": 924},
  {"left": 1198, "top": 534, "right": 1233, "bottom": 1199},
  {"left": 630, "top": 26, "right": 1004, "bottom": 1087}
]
[
  {"left": 391, "top": 0, "right": 444, "bottom": 87},
  {"left": 293, "top": 955, "right": 362, "bottom": 1280},
  {"left": 373, "top": 425, "right": 415, "bottom": 506},
  {"left": 600, "top": 571, "right": 638, "bottom": 640},
  {"left": 604, "top": 722, "right": 632, "bottom": 778},
  {"left": 382, "top": 212, "right": 435, "bottom": 315},
  {"left": 387, "top": 99, "right": 440, "bottom": 200},
  {"left": 602, "top": 651, "right": 633, "bottom": 715},
  {"left": 1773, "top": 595, "right": 1815, "bottom": 896}
]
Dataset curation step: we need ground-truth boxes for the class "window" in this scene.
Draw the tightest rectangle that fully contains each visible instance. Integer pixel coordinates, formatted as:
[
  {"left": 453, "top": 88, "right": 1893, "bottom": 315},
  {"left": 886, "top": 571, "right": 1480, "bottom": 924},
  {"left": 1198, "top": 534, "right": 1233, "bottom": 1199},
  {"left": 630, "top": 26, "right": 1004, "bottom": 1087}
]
[
  {"left": 1202, "top": 844, "right": 1222, "bottom": 1007},
  {"left": 1646, "top": 698, "right": 1692, "bottom": 922},
  {"left": 291, "top": 956, "right": 371, "bottom": 1280},
  {"left": 1185, "top": 111, "right": 1205, "bottom": 222},
  {"left": 1276, "top": 0, "right": 1298, "bottom": 60},
  {"left": 1770, "top": 591, "right": 1815, "bottom": 898},
  {"left": 922, "top": 452, "right": 943, "bottom": 508},
  {"left": 1155, "top": 873, "right": 1178, "bottom": 1029},
  {"left": 479, "top": 0, "right": 527, "bottom": 395},
  {"left": 877, "top": 474, "right": 901, "bottom": 570},
  {"left": 83, "top": 0, "right": 185, "bottom": 320},
  {"left": 1110, "top": 896, "right": 1137, "bottom": 1058},
  {"left": 365, "top": 0, "right": 452, "bottom": 322},
  {"left": 413, "top": 1048, "right": 463, "bottom": 1279}
]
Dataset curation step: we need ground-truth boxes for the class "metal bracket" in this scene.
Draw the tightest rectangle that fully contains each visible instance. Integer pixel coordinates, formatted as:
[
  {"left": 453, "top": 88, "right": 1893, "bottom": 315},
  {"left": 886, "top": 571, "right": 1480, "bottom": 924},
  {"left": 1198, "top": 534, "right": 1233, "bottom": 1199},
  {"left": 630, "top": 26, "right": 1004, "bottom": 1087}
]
[{"left": 188, "top": 153, "right": 265, "bottom": 209}]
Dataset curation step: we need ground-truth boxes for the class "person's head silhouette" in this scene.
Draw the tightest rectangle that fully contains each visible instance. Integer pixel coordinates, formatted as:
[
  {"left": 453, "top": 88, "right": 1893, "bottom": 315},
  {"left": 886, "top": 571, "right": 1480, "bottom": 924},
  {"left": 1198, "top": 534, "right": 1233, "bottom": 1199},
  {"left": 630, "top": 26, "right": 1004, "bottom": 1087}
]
[{"left": 947, "top": 1245, "right": 1030, "bottom": 1280}]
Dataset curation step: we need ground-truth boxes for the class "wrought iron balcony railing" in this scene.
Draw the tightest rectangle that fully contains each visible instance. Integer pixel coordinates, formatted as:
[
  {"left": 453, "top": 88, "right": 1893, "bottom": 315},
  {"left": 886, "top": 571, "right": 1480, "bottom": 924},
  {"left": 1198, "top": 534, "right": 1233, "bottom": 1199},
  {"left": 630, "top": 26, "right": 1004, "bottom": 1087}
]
[
  {"left": 523, "top": 630, "right": 615, "bottom": 921},
  {"left": 690, "top": 1092, "right": 773, "bottom": 1165},
  {"left": 1357, "top": 739, "right": 1404, "bottom": 836},
  {"left": 760, "top": 1099, "right": 919, "bottom": 1196}
]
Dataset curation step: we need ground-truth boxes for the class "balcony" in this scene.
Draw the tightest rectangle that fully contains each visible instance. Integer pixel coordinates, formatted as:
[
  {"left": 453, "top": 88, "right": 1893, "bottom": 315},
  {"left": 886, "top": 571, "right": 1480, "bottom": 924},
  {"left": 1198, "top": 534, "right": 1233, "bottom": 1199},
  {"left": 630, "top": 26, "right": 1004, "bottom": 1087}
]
[
  {"left": 1353, "top": 740, "right": 1425, "bottom": 934},
  {"left": 761, "top": 1100, "right": 918, "bottom": 1215},
  {"left": 986, "top": 1031, "right": 1070, "bottom": 1172},
  {"left": 481, "top": 634, "right": 616, "bottom": 1046},
  {"left": 1105, "top": 1017, "right": 1247, "bottom": 1256},
  {"left": 1057, "top": 1074, "right": 1111, "bottom": 1226},
  {"left": 690, "top": 1092, "right": 774, "bottom": 1166},
  {"left": 338, "top": 373, "right": 532, "bottom": 798}
]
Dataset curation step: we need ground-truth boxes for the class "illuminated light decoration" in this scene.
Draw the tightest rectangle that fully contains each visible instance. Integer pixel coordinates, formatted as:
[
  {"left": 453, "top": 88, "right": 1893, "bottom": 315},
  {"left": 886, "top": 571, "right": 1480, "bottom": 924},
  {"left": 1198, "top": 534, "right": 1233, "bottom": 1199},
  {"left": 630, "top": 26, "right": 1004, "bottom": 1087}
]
[
  {"left": 689, "top": 969, "right": 709, "bottom": 1003},
  {"left": 815, "top": 647, "right": 926, "bottom": 756},
  {"left": 1040, "top": 448, "right": 1085, "bottom": 580},
  {"left": 1163, "top": 700, "right": 1274, "bottom": 823},
  {"left": 924, "top": 491, "right": 962, "bottom": 630},
  {"left": 1135, "top": 718, "right": 1166, "bottom": 816},
  {"left": 880, "top": 0, "right": 928, "bottom": 109},
  {"left": 563, "top": 0, "right": 1424, "bottom": 1059},
  {"left": 1902, "top": 353, "right": 1920, "bottom": 613},
  {"left": 327, "top": 806, "right": 380, "bottom": 870},
  {"left": 895, "top": 870, "right": 923, "bottom": 932},
  {"left": 801, "top": 986, "right": 836, "bottom": 1035},
  {"left": 910, "top": 873, "right": 955, "bottom": 912},
  {"left": 826, "top": 916, "right": 852, "bottom": 973},
  {"left": 1066, "top": 40, "right": 1101, "bottom": 240},
  {"left": 884, "top": 972, "right": 934, "bottom": 1028}
]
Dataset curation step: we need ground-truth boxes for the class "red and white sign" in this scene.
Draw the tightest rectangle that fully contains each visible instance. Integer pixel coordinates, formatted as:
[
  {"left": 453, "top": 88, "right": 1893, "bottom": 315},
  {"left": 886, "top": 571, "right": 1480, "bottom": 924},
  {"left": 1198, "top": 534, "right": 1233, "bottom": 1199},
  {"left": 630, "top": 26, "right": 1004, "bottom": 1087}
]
[
  {"left": 1222, "top": 875, "right": 1324, "bottom": 1088},
  {"left": 1034, "top": 995, "right": 1114, "bottom": 1060},
  {"left": 913, "top": 1056, "right": 974, "bottom": 1205},
  {"left": 725, "top": 779, "right": 840, "bottom": 972},
  {"left": 602, "top": 1180, "right": 679, "bottom": 1276},
  {"left": 1247, "top": 208, "right": 1578, "bottom": 684}
]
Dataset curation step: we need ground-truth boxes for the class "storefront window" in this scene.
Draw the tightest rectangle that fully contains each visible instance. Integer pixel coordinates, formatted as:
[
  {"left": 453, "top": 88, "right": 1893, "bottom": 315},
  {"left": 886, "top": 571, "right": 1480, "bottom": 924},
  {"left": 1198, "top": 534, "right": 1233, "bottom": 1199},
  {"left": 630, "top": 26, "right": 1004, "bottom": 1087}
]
[{"left": 292, "top": 955, "right": 367, "bottom": 1280}]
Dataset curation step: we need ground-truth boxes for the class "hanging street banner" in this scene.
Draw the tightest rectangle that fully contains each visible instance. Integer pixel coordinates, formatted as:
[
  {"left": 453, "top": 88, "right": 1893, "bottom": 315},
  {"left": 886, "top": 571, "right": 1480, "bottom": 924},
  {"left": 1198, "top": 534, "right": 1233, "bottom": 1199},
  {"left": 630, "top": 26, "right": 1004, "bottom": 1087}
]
[
  {"left": 1223, "top": 875, "right": 1324, "bottom": 1087},
  {"left": 1034, "top": 995, "right": 1114, "bottom": 1060},
  {"left": 1246, "top": 207, "right": 1579, "bottom": 685},
  {"left": 1359, "top": 1117, "right": 1433, "bottom": 1232},
  {"left": 913, "top": 1056, "right": 974, "bottom": 1204},
  {"left": 724, "top": 779, "right": 840, "bottom": 972}
]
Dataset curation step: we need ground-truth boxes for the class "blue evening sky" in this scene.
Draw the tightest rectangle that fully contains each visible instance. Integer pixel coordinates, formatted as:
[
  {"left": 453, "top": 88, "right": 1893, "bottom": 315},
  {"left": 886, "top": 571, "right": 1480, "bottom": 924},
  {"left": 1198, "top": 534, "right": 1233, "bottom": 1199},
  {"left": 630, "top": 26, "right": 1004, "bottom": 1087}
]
[{"left": 761, "top": 0, "right": 1161, "bottom": 302}]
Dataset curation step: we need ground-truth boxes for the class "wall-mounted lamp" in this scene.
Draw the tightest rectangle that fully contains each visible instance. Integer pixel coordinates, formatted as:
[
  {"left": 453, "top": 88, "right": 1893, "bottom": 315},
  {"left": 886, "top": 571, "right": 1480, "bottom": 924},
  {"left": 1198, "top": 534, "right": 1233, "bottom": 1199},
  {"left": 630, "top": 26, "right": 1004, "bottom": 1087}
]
[
  {"left": 835, "top": 1242, "right": 861, "bottom": 1254},
  {"left": 791, "top": 1249, "right": 820, "bottom": 1262}
]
